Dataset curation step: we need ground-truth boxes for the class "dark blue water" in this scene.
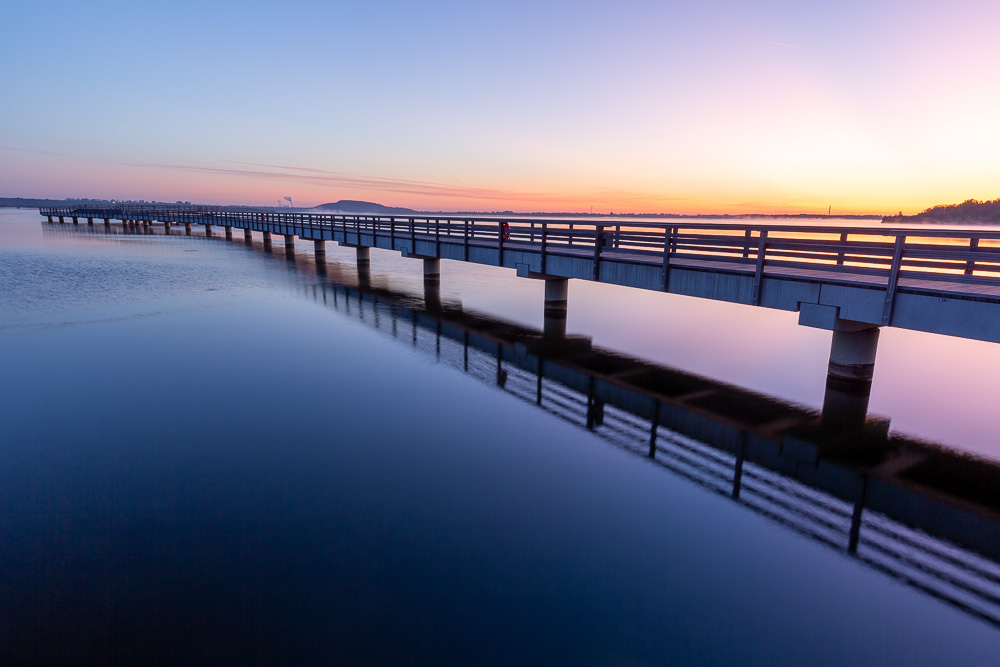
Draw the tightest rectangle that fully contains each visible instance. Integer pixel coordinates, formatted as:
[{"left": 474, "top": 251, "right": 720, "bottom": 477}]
[{"left": 3, "top": 209, "right": 999, "bottom": 664}]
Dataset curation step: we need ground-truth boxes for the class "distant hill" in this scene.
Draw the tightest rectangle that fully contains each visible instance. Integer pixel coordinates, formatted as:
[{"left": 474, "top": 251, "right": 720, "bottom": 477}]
[
  {"left": 884, "top": 198, "right": 1000, "bottom": 224},
  {"left": 313, "top": 200, "right": 418, "bottom": 215}
]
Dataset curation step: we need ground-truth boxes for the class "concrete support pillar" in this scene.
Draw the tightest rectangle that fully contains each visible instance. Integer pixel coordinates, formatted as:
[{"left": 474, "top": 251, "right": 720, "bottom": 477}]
[
  {"left": 225, "top": 226, "right": 233, "bottom": 240},
  {"left": 263, "top": 230, "right": 272, "bottom": 250},
  {"left": 58, "top": 216, "right": 64, "bottom": 223},
  {"left": 47, "top": 215, "right": 53, "bottom": 222},
  {"left": 356, "top": 246, "right": 371, "bottom": 285},
  {"left": 284, "top": 234, "right": 295, "bottom": 251},
  {"left": 205, "top": 224, "right": 213, "bottom": 237},
  {"left": 313, "top": 239, "right": 326, "bottom": 259},
  {"left": 821, "top": 326, "right": 880, "bottom": 432},
  {"left": 244, "top": 228, "right": 253, "bottom": 243},
  {"left": 72, "top": 216, "right": 79, "bottom": 225},
  {"left": 103, "top": 218, "right": 110, "bottom": 227},
  {"left": 164, "top": 221, "right": 171, "bottom": 235},
  {"left": 423, "top": 257, "right": 440, "bottom": 285},
  {"left": 356, "top": 246, "right": 370, "bottom": 264},
  {"left": 87, "top": 217, "right": 93, "bottom": 226},
  {"left": 185, "top": 222, "right": 192, "bottom": 235},
  {"left": 543, "top": 278, "right": 569, "bottom": 339}
]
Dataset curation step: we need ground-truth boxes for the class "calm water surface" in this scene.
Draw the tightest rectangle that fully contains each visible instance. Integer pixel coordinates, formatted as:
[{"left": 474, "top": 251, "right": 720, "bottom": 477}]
[{"left": 2, "top": 208, "right": 999, "bottom": 664}]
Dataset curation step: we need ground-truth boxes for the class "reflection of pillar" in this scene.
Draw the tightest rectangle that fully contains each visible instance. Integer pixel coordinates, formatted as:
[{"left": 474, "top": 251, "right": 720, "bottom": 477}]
[
  {"left": 424, "top": 279, "right": 441, "bottom": 311},
  {"left": 244, "top": 228, "right": 253, "bottom": 243},
  {"left": 225, "top": 226, "right": 233, "bottom": 240},
  {"left": 543, "top": 278, "right": 568, "bottom": 339},
  {"left": 821, "top": 326, "right": 880, "bottom": 431},
  {"left": 314, "top": 239, "right": 326, "bottom": 260}
]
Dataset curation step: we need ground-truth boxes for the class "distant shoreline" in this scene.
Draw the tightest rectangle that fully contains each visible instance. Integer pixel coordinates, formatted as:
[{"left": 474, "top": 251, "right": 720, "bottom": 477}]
[{"left": 0, "top": 197, "right": 883, "bottom": 219}]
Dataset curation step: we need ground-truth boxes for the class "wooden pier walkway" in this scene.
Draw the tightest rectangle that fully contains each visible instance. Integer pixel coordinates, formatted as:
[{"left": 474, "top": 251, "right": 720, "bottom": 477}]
[{"left": 40, "top": 204, "right": 1000, "bottom": 344}]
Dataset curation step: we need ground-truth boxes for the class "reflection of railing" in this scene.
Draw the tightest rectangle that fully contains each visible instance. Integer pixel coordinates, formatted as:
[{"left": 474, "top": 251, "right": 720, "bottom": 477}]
[
  {"left": 39, "top": 205, "right": 1000, "bottom": 313},
  {"left": 300, "top": 279, "right": 1000, "bottom": 630}
]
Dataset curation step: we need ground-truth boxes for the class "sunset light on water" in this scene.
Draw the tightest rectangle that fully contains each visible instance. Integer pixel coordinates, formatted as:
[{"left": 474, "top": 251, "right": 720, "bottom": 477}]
[{"left": 4, "top": 1, "right": 1000, "bottom": 664}]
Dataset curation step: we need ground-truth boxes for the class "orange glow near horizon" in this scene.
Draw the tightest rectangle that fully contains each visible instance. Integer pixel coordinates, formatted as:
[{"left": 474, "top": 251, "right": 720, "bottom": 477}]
[{"left": 4, "top": 149, "right": 994, "bottom": 217}]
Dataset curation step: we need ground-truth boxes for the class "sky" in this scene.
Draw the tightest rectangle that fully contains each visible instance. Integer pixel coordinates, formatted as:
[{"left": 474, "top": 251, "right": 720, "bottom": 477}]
[{"left": 2, "top": 0, "right": 999, "bottom": 214}]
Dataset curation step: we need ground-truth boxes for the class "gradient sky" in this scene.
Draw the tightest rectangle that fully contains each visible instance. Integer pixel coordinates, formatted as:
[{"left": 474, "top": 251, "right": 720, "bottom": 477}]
[{"left": 3, "top": 0, "right": 998, "bottom": 214}]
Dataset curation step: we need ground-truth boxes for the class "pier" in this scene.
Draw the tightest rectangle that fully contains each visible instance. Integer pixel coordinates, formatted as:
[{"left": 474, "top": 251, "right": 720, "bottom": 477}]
[{"left": 40, "top": 205, "right": 1000, "bottom": 429}]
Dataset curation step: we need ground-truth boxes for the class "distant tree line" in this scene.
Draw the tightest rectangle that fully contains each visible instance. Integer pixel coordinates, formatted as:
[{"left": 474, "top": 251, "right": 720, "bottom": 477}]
[{"left": 884, "top": 198, "right": 1000, "bottom": 224}]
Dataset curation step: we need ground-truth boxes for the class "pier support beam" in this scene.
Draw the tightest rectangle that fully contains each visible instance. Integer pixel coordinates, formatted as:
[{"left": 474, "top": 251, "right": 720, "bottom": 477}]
[
  {"left": 225, "top": 226, "right": 233, "bottom": 240},
  {"left": 799, "top": 304, "right": 880, "bottom": 432},
  {"left": 87, "top": 217, "right": 93, "bottom": 226},
  {"left": 47, "top": 215, "right": 53, "bottom": 223},
  {"left": 356, "top": 247, "right": 371, "bottom": 285},
  {"left": 284, "top": 234, "right": 295, "bottom": 251},
  {"left": 58, "top": 216, "right": 64, "bottom": 223},
  {"left": 103, "top": 218, "right": 110, "bottom": 227},
  {"left": 543, "top": 278, "right": 569, "bottom": 340},
  {"left": 423, "top": 257, "right": 441, "bottom": 286},
  {"left": 314, "top": 239, "right": 326, "bottom": 259},
  {"left": 244, "top": 228, "right": 253, "bottom": 243},
  {"left": 205, "top": 224, "right": 213, "bottom": 237},
  {"left": 72, "top": 217, "right": 78, "bottom": 225},
  {"left": 821, "top": 325, "right": 880, "bottom": 432},
  {"left": 185, "top": 222, "right": 192, "bottom": 235},
  {"left": 164, "top": 221, "right": 171, "bottom": 235},
  {"left": 263, "top": 231, "right": 272, "bottom": 249}
]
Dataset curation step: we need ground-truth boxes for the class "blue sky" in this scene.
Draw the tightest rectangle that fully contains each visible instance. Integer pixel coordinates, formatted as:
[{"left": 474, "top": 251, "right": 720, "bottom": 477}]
[{"left": 3, "top": 0, "right": 999, "bottom": 213}]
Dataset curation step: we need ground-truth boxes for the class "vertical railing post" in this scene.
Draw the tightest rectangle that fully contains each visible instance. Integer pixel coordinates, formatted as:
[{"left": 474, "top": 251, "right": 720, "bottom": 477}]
[
  {"left": 837, "top": 232, "right": 848, "bottom": 266},
  {"left": 541, "top": 223, "right": 548, "bottom": 274},
  {"left": 965, "top": 237, "right": 980, "bottom": 275},
  {"left": 569, "top": 222, "right": 574, "bottom": 246},
  {"left": 742, "top": 229, "right": 752, "bottom": 259},
  {"left": 751, "top": 230, "right": 768, "bottom": 306},
  {"left": 498, "top": 221, "right": 506, "bottom": 267},
  {"left": 390, "top": 217, "right": 396, "bottom": 250},
  {"left": 464, "top": 219, "right": 470, "bottom": 261},
  {"left": 592, "top": 225, "right": 604, "bottom": 281},
  {"left": 881, "top": 235, "right": 906, "bottom": 325},
  {"left": 661, "top": 225, "right": 674, "bottom": 292}
]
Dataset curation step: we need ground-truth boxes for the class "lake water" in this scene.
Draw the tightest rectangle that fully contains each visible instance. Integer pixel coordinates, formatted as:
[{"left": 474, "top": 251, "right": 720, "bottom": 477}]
[{"left": 2, "top": 208, "right": 1000, "bottom": 664}]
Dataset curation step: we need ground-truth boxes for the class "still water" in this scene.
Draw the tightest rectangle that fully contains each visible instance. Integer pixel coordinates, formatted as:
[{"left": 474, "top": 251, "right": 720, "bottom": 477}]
[{"left": 2, "top": 208, "right": 999, "bottom": 664}]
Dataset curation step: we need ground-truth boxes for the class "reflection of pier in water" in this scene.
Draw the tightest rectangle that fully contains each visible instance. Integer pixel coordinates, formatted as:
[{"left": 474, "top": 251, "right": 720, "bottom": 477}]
[
  {"left": 305, "top": 274, "right": 1000, "bottom": 631},
  {"left": 47, "top": 221, "right": 1000, "bottom": 629}
]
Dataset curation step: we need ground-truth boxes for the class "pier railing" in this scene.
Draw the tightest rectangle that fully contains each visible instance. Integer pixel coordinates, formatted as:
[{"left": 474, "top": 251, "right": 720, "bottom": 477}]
[{"left": 40, "top": 205, "right": 1000, "bottom": 289}]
